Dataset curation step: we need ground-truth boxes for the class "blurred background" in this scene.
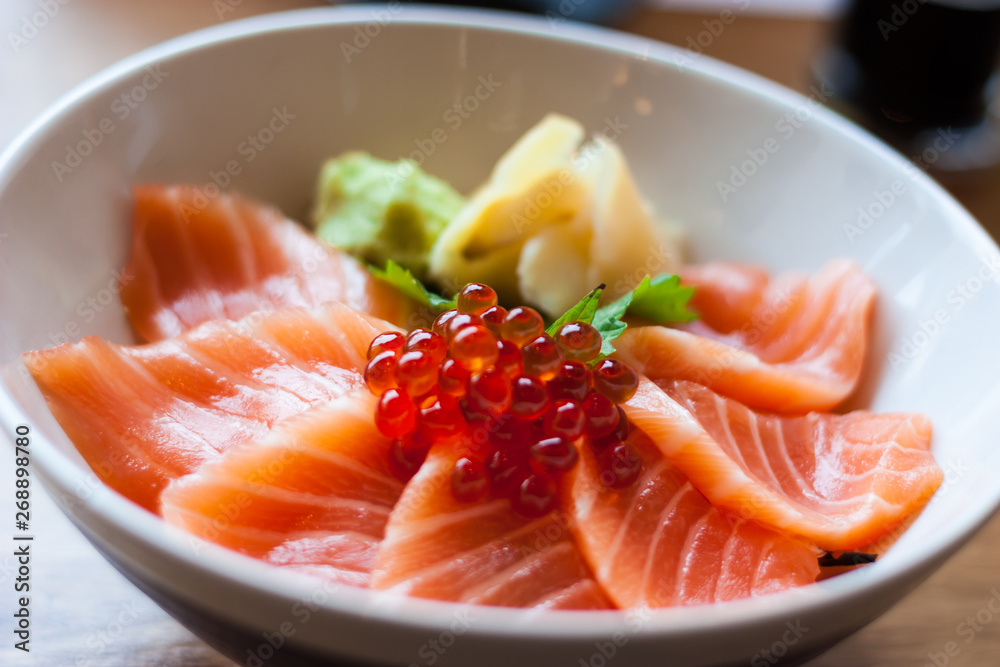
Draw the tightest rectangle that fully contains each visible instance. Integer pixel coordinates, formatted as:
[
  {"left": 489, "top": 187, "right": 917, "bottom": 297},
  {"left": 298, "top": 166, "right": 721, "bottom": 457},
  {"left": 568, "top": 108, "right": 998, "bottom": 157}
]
[
  {"left": 3, "top": 0, "right": 1000, "bottom": 236},
  {"left": 2, "top": 2, "right": 1000, "bottom": 666}
]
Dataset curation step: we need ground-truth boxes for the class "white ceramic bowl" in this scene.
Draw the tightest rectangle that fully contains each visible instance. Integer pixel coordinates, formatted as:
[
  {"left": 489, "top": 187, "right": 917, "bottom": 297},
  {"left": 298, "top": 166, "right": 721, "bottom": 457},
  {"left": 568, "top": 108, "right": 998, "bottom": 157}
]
[{"left": 2, "top": 7, "right": 1000, "bottom": 667}]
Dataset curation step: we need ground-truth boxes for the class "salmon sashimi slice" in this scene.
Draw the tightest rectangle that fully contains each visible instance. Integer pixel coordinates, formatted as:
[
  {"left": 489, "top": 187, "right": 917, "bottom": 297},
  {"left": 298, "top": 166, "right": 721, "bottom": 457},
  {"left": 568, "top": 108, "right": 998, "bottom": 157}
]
[
  {"left": 564, "top": 429, "right": 819, "bottom": 608},
  {"left": 623, "top": 379, "right": 942, "bottom": 550},
  {"left": 161, "top": 388, "right": 403, "bottom": 587},
  {"left": 615, "top": 259, "right": 876, "bottom": 413},
  {"left": 371, "top": 442, "right": 613, "bottom": 609},
  {"left": 120, "top": 184, "right": 414, "bottom": 343},
  {"left": 23, "top": 302, "right": 391, "bottom": 512}
]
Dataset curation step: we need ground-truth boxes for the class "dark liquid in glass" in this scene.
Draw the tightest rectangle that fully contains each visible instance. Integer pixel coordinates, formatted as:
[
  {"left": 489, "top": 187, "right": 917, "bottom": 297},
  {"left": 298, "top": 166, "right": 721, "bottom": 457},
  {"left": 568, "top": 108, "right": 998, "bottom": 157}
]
[{"left": 821, "top": 0, "right": 1000, "bottom": 142}]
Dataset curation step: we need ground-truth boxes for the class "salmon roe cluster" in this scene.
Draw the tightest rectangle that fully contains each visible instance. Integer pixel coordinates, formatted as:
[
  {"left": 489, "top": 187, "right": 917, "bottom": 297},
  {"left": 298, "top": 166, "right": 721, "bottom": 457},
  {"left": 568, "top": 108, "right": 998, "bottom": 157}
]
[{"left": 364, "top": 283, "right": 641, "bottom": 517}]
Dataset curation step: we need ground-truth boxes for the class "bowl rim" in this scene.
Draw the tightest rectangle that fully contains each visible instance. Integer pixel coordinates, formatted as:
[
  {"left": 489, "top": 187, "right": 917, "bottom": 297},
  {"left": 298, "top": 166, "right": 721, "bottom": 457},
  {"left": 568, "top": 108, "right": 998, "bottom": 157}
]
[{"left": 2, "top": 2, "right": 1000, "bottom": 646}]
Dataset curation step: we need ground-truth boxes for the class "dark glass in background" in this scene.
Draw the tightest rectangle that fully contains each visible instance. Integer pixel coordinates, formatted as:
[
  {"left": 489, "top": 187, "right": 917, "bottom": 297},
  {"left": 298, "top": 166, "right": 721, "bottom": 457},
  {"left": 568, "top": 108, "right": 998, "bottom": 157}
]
[{"left": 815, "top": 0, "right": 1000, "bottom": 172}]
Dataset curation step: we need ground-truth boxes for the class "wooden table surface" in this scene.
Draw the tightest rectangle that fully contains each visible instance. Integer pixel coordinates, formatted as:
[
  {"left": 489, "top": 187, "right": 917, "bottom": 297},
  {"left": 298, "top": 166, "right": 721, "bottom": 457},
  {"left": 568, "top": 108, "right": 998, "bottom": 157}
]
[{"left": 2, "top": 2, "right": 999, "bottom": 666}]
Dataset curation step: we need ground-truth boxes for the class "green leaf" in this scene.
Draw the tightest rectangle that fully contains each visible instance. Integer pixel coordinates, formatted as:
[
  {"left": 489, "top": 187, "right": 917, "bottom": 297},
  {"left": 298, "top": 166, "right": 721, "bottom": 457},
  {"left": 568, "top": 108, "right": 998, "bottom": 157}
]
[
  {"left": 591, "top": 297, "right": 632, "bottom": 358},
  {"left": 626, "top": 273, "right": 698, "bottom": 324},
  {"left": 589, "top": 273, "right": 698, "bottom": 360},
  {"left": 545, "top": 284, "right": 604, "bottom": 335},
  {"left": 368, "top": 260, "right": 456, "bottom": 310}
]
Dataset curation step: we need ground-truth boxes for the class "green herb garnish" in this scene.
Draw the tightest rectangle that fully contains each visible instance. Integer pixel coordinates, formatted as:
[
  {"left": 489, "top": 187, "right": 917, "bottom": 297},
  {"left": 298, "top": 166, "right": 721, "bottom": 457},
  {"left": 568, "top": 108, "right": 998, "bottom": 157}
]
[
  {"left": 369, "top": 260, "right": 456, "bottom": 311},
  {"left": 368, "top": 264, "right": 697, "bottom": 356},
  {"left": 549, "top": 274, "right": 698, "bottom": 360},
  {"left": 545, "top": 284, "right": 605, "bottom": 336},
  {"left": 621, "top": 274, "right": 698, "bottom": 325}
]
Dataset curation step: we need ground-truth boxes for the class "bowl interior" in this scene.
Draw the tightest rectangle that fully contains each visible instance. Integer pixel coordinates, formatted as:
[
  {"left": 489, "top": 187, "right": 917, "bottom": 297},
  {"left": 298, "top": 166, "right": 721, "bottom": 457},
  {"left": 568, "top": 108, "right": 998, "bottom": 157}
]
[{"left": 2, "top": 4, "right": 1000, "bottom": 646}]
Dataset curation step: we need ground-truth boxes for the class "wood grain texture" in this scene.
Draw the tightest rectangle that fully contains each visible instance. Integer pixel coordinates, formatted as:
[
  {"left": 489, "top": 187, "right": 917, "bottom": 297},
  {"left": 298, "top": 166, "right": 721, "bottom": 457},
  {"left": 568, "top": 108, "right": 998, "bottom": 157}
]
[{"left": 2, "top": 2, "right": 999, "bottom": 666}]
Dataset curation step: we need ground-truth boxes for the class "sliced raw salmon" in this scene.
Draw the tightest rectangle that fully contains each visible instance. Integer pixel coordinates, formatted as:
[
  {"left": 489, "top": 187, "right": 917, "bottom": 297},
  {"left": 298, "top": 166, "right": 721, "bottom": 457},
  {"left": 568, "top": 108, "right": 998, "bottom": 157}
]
[
  {"left": 623, "top": 379, "right": 941, "bottom": 550},
  {"left": 24, "top": 302, "right": 392, "bottom": 512},
  {"left": 121, "top": 184, "right": 414, "bottom": 343},
  {"left": 371, "top": 442, "right": 613, "bottom": 609},
  {"left": 564, "top": 429, "right": 819, "bottom": 607},
  {"left": 161, "top": 388, "right": 403, "bottom": 586},
  {"left": 616, "top": 260, "right": 876, "bottom": 412}
]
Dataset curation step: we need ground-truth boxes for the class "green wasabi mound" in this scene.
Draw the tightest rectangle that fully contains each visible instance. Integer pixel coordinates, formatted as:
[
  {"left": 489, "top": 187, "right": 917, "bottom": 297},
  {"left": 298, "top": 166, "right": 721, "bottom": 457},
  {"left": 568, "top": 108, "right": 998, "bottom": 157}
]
[{"left": 313, "top": 152, "right": 465, "bottom": 280}]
